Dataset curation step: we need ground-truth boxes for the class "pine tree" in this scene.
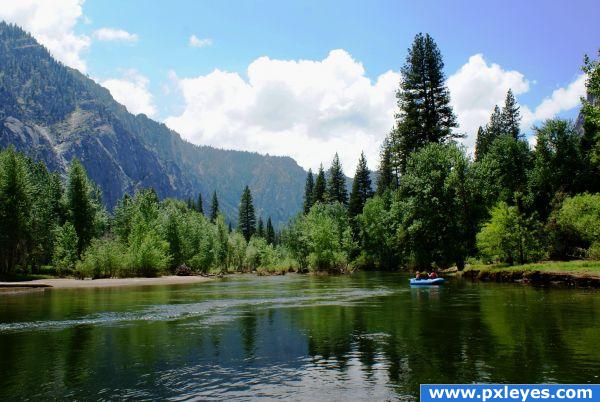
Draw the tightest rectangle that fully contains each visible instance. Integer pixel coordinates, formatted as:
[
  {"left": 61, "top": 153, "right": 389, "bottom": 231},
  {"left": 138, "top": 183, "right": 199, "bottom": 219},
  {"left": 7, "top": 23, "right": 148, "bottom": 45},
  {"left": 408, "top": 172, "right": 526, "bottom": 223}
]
[
  {"left": 266, "top": 217, "right": 275, "bottom": 245},
  {"left": 303, "top": 168, "right": 314, "bottom": 214},
  {"left": 474, "top": 126, "right": 488, "bottom": 162},
  {"left": 0, "top": 147, "right": 32, "bottom": 273},
  {"left": 196, "top": 192, "right": 204, "bottom": 215},
  {"left": 186, "top": 197, "right": 194, "bottom": 211},
  {"left": 376, "top": 136, "right": 396, "bottom": 194},
  {"left": 326, "top": 153, "right": 348, "bottom": 204},
  {"left": 210, "top": 191, "right": 219, "bottom": 222},
  {"left": 257, "top": 217, "right": 264, "bottom": 238},
  {"left": 313, "top": 164, "right": 327, "bottom": 204},
  {"left": 65, "top": 158, "right": 98, "bottom": 257},
  {"left": 476, "top": 106, "right": 504, "bottom": 161},
  {"left": 392, "top": 33, "right": 458, "bottom": 173},
  {"left": 501, "top": 89, "right": 521, "bottom": 140},
  {"left": 348, "top": 152, "right": 374, "bottom": 218},
  {"left": 238, "top": 186, "right": 256, "bottom": 241}
]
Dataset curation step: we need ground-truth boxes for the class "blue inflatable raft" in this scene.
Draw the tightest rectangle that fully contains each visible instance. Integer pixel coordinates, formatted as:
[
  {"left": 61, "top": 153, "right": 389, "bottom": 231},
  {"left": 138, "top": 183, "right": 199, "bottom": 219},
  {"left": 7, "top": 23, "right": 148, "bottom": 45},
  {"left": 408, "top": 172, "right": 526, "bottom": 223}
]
[{"left": 409, "top": 277, "right": 445, "bottom": 285}]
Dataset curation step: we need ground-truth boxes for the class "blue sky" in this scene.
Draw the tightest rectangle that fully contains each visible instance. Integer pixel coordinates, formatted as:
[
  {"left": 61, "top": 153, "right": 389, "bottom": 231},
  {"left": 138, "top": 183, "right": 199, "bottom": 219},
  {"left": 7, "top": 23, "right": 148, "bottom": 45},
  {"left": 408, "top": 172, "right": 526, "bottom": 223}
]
[{"left": 2, "top": 0, "right": 599, "bottom": 173}]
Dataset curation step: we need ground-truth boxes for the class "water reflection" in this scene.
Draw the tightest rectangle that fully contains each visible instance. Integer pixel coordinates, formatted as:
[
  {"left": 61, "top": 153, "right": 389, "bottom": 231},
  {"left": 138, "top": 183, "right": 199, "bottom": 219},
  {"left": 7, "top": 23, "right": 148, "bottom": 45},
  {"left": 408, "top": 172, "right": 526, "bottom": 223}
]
[{"left": 0, "top": 273, "right": 598, "bottom": 400}]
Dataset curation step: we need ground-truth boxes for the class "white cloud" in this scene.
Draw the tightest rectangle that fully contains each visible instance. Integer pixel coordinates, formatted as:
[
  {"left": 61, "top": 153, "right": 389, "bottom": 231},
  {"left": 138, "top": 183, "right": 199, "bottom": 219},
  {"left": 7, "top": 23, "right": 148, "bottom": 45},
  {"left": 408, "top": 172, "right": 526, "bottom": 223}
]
[
  {"left": 101, "top": 70, "right": 156, "bottom": 117},
  {"left": 189, "top": 35, "right": 212, "bottom": 48},
  {"left": 165, "top": 49, "right": 400, "bottom": 174},
  {"left": 0, "top": 0, "right": 90, "bottom": 71},
  {"left": 521, "top": 74, "right": 587, "bottom": 128},
  {"left": 447, "top": 54, "right": 587, "bottom": 151},
  {"left": 447, "top": 54, "right": 530, "bottom": 149},
  {"left": 93, "top": 27, "right": 138, "bottom": 43}
]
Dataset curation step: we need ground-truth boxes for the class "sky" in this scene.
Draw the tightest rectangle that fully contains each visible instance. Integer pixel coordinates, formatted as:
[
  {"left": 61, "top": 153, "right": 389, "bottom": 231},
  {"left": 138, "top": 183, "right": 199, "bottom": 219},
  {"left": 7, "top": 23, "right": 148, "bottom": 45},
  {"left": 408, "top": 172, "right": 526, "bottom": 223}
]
[{"left": 1, "top": 0, "right": 599, "bottom": 175}]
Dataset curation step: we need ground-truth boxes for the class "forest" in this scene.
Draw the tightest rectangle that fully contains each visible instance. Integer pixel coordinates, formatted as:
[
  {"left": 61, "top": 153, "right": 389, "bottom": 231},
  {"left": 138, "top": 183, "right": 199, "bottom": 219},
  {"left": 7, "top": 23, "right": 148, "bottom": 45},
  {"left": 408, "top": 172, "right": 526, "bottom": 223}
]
[{"left": 0, "top": 33, "right": 599, "bottom": 278}]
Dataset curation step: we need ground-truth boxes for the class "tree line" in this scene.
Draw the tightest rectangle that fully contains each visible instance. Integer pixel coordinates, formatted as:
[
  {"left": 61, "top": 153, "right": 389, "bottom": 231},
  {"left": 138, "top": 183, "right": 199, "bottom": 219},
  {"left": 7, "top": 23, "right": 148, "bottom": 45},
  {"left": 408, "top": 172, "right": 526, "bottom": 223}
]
[{"left": 1, "top": 33, "right": 598, "bottom": 277}]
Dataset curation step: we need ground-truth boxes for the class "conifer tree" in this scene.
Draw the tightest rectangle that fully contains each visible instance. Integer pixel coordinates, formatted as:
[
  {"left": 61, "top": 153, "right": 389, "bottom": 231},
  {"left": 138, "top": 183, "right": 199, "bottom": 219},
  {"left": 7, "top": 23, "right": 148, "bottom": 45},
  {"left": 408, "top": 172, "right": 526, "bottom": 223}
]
[
  {"left": 266, "top": 217, "right": 275, "bottom": 245},
  {"left": 501, "top": 89, "right": 521, "bottom": 140},
  {"left": 348, "top": 152, "right": 373, "bottom": 219},
  {"left": 392, "top": 33, "right": 458, "bottom": 173},
  {"left": 65, "top": 158, "right": 99, "bottom": 257},
  {"left": 474, "top": 126, "right": 488, "bottom": 162},
  {"left": 326, "top": 153, "right": 348, "bottom": 204},
  {"left": 475, "top": 106, "right": 504, "bottom": 161},
  {"left": 210, "top": 191, "right": 219, "bottom": 223},
  {"left": 303, "top": 168, "right": 314, "bottom": 214},
  {"left": 376, "top": 136, "right": 396, "bottom": 194},
  {"left": 196, "top": 192, "right": 204, "bottom": 215},
  {"left": 257, "top": 217, "right": 264, "bottom": 238},
  {"left": 238, "top": 186, "right": 256, "bottom": 241},
  {"left": 186, "top": 197, "right": 194, "bottom": 211},
  {"left": 313, "top": 164, "right": 327, "bottom": 204}
]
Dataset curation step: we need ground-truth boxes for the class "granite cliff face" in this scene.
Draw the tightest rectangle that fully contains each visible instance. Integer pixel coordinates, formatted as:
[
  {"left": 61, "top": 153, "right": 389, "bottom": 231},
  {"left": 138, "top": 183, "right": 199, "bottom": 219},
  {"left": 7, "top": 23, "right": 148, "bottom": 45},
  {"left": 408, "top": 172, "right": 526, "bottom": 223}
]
[{"left": 0, "top": 22, "right": 306, "bottom": 227}]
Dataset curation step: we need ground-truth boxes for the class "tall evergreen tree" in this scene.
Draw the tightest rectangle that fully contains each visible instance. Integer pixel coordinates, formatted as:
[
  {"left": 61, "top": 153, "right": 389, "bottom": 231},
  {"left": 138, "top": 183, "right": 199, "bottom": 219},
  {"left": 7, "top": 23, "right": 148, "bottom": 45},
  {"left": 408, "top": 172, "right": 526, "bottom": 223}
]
[
  {"left": 257, "top": 217, "right": 264, "bottom": 238},
  {"left": 266, "top": 217, "right": 275, "bottom": 245},
  {"left": 392, "top": 33, "right": 458, "bottom": 173},
  {"left": 348, "top": 152, "right": 374, "bottom": 218},
  {"left": 313, "top": 164, "right": 327, "bottom": 204},
  {"left": 474, "top": 126, "right": 488, "bottom": 162},
  {"left": 196, "top": 192, "right": 204, "bottom": 215},
  {"left": 210, "top": 191, "right": 219, "bottom": 222},
  {"left": 65, "top": 158, "right": 99, "bottom": 257},
  {"left": 376, "top": 135, "right": 396, "bottom": 194},
  {"left": 501, "top": 89, "right": 521, "bottom": 139},
  {"left": 303, "top": 168, "right": 315, "bottom": 214},
  {"left": 326, "top": 153, "right": 348, "bottom": 204},
  {"left": 0, "top": 148, "right": 32, "bottom": 273},
  {"left": 186, "top": 197, "right": 194, "bottom": 211},
  {"left": 238, "top": 186, "right": 256, "bottom": 241},
  {"left": 475, "top": 106, "right": 503, "bottom": 161}
]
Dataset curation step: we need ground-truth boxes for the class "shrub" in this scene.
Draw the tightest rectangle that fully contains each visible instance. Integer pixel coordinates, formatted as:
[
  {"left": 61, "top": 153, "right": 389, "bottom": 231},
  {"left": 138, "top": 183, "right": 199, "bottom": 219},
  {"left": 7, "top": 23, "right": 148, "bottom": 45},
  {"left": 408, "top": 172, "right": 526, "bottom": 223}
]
[
  {"left": 76, "top": 237, "right": 126, "bottom": 279},
  {"left": 555, "top": 193, "right": 600, "bottom": 257},
  {"left": 52, "top": 222, "right": 79, "bottom": 277}
]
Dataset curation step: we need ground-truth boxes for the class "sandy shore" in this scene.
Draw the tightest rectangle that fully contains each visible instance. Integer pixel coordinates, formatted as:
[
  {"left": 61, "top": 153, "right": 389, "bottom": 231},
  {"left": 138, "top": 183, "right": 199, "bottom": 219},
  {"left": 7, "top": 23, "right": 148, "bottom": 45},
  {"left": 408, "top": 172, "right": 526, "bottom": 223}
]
[{"left": 0, "top": 275, "right": 213, "bottom": 289}]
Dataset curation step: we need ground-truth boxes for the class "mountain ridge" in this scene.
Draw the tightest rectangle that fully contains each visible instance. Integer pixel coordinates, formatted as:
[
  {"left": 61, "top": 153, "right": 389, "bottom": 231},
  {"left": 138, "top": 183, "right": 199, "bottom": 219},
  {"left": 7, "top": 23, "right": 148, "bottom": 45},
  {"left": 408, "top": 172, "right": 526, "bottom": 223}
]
[{"left": 0, "top": 21, "right": 307, "bottom": 227}]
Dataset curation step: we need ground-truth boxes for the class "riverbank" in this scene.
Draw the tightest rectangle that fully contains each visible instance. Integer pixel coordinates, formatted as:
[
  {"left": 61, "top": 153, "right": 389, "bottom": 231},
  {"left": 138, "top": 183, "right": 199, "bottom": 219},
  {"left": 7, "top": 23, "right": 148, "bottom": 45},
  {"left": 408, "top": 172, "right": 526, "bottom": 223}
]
[
  {"left": 461, "top": 260, "right": 600, "bottom": 287},
  {"left": 0, "top": 275, "right": 213, "bottom": 290}
]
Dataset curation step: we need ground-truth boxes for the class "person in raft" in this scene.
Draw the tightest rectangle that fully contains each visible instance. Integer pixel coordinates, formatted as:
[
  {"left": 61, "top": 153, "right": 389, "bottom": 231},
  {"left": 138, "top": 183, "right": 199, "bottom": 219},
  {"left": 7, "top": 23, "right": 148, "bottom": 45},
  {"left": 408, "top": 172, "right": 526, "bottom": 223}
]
[
  {"left": 415, "top": 271, "right": 427, "bottom": 280},
  {"left": 428, "top": 270, "right": 438, "bottom": 279}
]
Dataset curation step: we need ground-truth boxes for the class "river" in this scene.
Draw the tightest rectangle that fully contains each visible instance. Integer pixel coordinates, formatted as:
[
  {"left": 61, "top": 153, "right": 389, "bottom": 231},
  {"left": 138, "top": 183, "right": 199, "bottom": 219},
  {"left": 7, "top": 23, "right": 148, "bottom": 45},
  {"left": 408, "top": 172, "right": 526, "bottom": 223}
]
[{"left": 0, "top": 273, "right": 598, "bottom": 400}]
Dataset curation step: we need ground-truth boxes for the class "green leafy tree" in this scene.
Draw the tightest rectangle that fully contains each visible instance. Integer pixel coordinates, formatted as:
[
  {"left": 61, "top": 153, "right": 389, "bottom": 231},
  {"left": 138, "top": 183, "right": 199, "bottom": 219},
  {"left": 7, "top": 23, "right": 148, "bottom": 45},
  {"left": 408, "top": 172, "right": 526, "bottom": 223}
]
[
  {"left": 580, "top": 51, "right": 600, "bottom": 192},
  {"left": 210, "top": 191, "right": 219, "bottom": 222},
  {"left": 238, "top": 186, "right": 256, "bottom": 241},
  {"left": 476, "top": 202, "right": 544, "bottom": 265},
  {"left": 555, "top": 193, "right": 600, "bottom": 258},
  {"left": 326, "top": 153, "right": 348, "bottom": 205},
  {"left": 266, "top": 217, "right": 275, "bottom": 245},
  {"left": 0, "top": 147, "right": 32, "bottom": 273},
  {"left": 303, "top": 169, "right": 314, "bottom": 214},
  {"left": 313, "top": 164, "right": 327, "bottom": 204},
  {"left": 358, "top": 195, "right": 398, "bottom": 269},
  {"left": 348, "top": 152, "right": 373, "bottom": 219},
  {"left": 391, "top": 33, "right": 458, "bottom": 173},
  {"left": 52, "top": 222, "right": 79, "bottom": 276}
]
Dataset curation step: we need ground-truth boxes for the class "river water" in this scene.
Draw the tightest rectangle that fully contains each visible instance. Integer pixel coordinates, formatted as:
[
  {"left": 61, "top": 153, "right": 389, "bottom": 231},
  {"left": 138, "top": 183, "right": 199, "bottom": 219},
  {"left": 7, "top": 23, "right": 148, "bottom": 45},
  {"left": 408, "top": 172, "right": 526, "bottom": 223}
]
[{"left": 0, "top": 273, "right": 598, "bottom": 400}]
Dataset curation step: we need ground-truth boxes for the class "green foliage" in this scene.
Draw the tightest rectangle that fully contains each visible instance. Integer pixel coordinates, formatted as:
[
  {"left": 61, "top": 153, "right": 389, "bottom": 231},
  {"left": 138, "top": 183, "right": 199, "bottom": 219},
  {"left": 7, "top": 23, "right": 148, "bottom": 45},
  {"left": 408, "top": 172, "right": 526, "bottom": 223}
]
[
  {"left": 313, "top": 164, "right": 327, "bottom": 204},
  {"left": 555, "top": 193, "right": 600, "bottom": 258},
  {"left": 394, "top": 143, "right": 480, "bottom": 269},
  {"left": 303, "top": 169, "right": 314, "bottom": 214},
  {"left": 0, "top": 147, "right": 32, "bottom": 273},
  {"left": 358, "top": 195, "right": 398, "bottom": 269},
  {"left": 76, "top": 237, "right": 126, "bottom": 279},
  {"left": 476, "top": 202, "right": 544, "bottom": 265},
  {"left": 391, "top": 33, "right": 458, "bottom": 173},
  {"left": 238, "top": 186, "right": 256, "bottom": 241},
  {"left": 348, "top": 152, "right": 373, "bottom": 219},
  {"left": 52, "top": 222, "right": 79, "bottom": 276},
  {"left": 265, "top": 217, "right": 275, "bottom": 245},
  {"left": 326, "top": 153, "right": 348, "bottom": 205},
  {"left": 210, "top": 191, "right": 219, "bottom": 223},
  {"left": 502, "top": 89, "right": 521, "bottom": 140},
  {"left": 376, "top": 135, "right": 397, "bottom": 194},
  {"left": 581, "top": 51, "right": 600, "bottom": 192}
]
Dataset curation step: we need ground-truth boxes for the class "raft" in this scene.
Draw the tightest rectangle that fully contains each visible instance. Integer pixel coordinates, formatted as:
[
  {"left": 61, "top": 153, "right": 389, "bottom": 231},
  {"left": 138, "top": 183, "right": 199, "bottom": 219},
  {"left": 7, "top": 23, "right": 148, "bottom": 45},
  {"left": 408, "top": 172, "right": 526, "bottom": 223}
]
[{"left": 409, "top": 277, "right": 445, "bottom": 286}]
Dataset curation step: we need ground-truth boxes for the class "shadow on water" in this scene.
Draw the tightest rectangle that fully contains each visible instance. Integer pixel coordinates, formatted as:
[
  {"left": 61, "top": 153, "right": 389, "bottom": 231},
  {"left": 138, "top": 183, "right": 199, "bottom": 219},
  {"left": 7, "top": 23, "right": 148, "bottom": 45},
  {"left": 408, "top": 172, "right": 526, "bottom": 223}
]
[{"left": 0, "top": 272, "right": 598, "bottom": 400}]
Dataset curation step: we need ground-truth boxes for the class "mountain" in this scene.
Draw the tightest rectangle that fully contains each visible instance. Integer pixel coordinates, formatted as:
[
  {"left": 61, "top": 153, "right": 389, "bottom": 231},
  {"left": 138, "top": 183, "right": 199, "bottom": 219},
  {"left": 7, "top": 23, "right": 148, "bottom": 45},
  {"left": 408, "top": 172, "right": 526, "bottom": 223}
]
[{"left": 0, "top": 22, "right": 307, "bottom": 227}]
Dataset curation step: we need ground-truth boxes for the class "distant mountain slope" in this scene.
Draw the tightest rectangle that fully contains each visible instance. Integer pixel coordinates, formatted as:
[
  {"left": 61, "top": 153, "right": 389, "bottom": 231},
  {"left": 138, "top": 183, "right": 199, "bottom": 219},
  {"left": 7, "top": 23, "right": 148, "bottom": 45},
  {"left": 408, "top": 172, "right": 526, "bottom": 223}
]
[{"left": 0, "top": 22, "right": 307, "bottom": 227}]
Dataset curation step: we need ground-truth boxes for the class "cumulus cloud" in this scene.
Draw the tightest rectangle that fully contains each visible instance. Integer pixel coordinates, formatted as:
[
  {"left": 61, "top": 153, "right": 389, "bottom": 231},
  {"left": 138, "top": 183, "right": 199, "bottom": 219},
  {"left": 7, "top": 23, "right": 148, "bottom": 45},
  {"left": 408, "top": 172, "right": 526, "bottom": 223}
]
[
  {"left": 447, "top": 54, "right": 530, "bottom": 149},
  {"left": 521, "top": 74, "right": 587, "bottom": 128},
  {"left": 189, "top": 35, "right": 212, "bottom": 48},
  {"left": 165, "top": 49, "right": 400, "bottom": 174},
  {"left": 101, "top": 70, "right": 156, "bottom": 116},
  {"left": 447, "top": 54, "right": 587, "bottom": 150},
  {"left": 0, "top": 0, "right": 90, "bottom": 71},
  {"left": 93, "top": 27, "right": 138, "bottom": 43}
]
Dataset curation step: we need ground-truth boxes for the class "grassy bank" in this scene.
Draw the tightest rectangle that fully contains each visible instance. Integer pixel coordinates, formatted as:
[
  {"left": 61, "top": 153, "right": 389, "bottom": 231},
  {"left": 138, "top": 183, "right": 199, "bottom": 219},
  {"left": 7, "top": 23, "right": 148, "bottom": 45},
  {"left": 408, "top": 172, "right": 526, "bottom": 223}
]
[{"left": 462, "top": 260, "right": 600, "bottom": 287}]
